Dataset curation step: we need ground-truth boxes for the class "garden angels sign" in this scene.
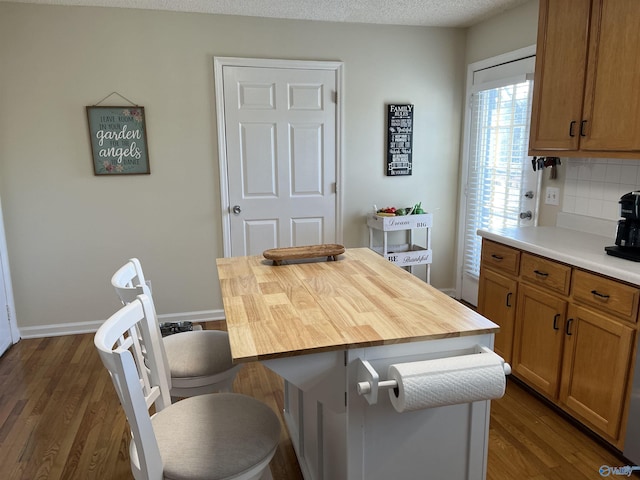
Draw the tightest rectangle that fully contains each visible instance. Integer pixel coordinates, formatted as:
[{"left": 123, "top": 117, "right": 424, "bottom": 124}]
[{"left": 86, "top": 105, "right": 150, "bottom": 175}]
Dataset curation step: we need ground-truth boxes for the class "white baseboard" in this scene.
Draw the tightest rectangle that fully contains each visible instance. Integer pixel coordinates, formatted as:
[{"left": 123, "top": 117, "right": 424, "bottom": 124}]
[
  {"left": 439, "top": 288, "right": 456, "bottom": 297},
  {"left": 156, "top": 309, "right": 226, "bottom": 324},
  {"left": 18, "top": 309, "right": 227, "bottom": 339}
]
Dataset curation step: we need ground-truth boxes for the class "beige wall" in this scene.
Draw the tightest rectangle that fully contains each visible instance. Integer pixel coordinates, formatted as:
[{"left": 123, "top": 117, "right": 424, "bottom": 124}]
[
  {"left": 465, "top": 0, "right": 562, "bottom": 227},
  {"left": 0, "top": 2, "right": 468, "bottom": 333},
  {"left": 466, "top": 0, "right": 539, "bottom": 65}
]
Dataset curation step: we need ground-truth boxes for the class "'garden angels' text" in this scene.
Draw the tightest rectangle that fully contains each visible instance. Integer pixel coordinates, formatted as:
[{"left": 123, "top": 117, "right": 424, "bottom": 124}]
[{"left": 95, "top": 124, "right": 142, "bottom": 164}]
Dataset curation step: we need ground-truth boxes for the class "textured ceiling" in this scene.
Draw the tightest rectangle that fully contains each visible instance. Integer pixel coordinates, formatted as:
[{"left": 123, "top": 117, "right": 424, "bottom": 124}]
[{"left": 1, "top": 0, "right": 530, "bottom": 27}]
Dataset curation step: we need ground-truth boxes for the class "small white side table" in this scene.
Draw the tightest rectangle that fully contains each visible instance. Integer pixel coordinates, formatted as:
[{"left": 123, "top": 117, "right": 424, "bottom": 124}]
[{"left": 367, "top": 212, "right": 432, "bottom": 284}]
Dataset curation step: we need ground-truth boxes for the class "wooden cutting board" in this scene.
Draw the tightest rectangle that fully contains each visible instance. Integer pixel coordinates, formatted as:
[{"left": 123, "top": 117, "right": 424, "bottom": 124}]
[{"left": 263, "top": 244, "right": 345, "bottom": 265}]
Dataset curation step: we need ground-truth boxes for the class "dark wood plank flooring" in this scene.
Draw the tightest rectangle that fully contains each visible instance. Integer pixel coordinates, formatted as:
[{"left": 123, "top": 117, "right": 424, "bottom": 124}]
[{"left": 0, "top": 323, "right": 634, "bottom": 479}]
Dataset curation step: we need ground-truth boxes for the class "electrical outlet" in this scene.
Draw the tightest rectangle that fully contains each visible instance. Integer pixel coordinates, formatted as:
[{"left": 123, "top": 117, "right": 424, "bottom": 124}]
[{"left": 545, "top": 187, "right": 560, "bottom": 206}]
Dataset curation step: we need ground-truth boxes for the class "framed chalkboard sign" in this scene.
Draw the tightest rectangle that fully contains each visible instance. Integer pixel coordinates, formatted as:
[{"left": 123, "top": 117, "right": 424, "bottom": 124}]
[
  {"left": 386, "top": 104, "right": 413, "bottom": 176},
  {"left": 86, "top": 106, "right": 150, "bottom": 175}
]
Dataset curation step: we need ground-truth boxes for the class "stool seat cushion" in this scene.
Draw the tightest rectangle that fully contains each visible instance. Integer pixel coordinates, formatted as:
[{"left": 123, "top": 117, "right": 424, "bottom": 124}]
[
  {"left": 151, "top": 393, "right": 281, "bottom": 480},
  {"left": 163, "top": 330, "right": 235, "bottom": 379}
]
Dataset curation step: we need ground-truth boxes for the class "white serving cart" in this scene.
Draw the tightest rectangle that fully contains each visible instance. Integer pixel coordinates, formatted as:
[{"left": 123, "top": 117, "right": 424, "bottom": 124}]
[{"left": 367, "top": 212, "right": 433, "bottom": 283}]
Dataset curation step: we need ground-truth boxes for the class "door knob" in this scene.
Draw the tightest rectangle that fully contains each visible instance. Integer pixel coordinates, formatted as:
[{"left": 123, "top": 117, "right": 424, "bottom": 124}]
[
  {"left": 524, "top": 191, "right": 534, "bottom": 199},
  {"left": 232, "top": 205, "right": 241, "bottom": 215},
  {"left": 519, "top": 210, "right": 532, "bottom": 220}
]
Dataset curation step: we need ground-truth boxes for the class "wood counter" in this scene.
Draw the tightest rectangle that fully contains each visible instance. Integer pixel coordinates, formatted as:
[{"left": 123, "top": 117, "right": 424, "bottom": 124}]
[{"left": 217, "top": 247, "right": 497, "bottom": 362}]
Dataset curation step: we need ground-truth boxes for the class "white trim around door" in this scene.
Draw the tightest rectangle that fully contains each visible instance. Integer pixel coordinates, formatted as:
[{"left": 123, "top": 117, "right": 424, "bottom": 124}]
[{"left": 213, "top": 57, "right": 344, "bottom": 257}]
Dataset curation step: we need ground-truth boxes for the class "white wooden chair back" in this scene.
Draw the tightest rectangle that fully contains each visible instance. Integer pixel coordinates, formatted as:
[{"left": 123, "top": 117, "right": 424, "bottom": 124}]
[
  {"left": 110, "top": 261, "right": 171, "bottom": 390},
  {"left": 94, "top": 294, "right": 172, "bottom": 480},
  {"left": 111, "top": 258, "right": 149, "bottom": 304}
]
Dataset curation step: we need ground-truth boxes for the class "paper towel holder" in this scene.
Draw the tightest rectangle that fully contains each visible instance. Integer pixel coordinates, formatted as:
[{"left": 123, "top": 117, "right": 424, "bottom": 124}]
[{"left": 355, "top": 345, "right": 511, "bottom": 406}]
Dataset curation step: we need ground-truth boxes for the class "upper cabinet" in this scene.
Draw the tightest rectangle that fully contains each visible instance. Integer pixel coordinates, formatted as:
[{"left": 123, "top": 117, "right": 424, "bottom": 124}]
[{"left": 529, "top": 0, "right": 640, "bottom": 158}]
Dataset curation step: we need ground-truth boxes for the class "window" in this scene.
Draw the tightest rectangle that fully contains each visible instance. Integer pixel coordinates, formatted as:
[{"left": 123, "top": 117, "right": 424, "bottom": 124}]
[
  {"left": 463, "top": 80, "right": 533, "bottom": 278},
  {"left": 456, "top": 48, "right": 538, "bottom": 305}
]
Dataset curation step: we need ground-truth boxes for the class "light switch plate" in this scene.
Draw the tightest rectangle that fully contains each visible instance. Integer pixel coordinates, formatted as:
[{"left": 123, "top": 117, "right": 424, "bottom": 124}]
[{"left": 545, "top": 187, "right": 560, "bottom": 206}]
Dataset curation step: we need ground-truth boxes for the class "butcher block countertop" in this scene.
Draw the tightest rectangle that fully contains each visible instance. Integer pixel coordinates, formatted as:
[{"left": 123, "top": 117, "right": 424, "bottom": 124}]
[{"left": 216, "top": 247, "right": 498, "bottom": 362}]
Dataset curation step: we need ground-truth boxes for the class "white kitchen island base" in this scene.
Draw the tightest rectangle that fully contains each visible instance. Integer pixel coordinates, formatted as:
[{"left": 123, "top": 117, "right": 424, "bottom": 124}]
[{"left": 263, "top": 333, "right": 498, "bottom": 480}]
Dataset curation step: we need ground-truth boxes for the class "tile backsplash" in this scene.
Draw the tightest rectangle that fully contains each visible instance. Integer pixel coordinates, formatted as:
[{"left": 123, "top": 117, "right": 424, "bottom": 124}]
[{"left": 562, "top": 158, "right": 640, "bottom": 220}]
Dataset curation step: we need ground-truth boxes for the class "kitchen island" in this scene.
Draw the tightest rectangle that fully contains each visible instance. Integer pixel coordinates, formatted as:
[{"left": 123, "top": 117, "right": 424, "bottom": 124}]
[{"left": 217, "top": 247, "right": 500, "bottom": 480}]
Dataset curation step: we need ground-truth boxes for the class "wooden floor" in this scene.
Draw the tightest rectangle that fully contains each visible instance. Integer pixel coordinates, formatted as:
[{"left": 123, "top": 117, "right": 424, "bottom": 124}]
[{"left": 0, "top": 324, "right": 633, "bottom": 480}]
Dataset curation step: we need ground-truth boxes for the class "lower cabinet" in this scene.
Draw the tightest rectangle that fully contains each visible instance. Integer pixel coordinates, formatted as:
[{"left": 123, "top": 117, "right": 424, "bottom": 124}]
[
  {"left": 477, "top": 269, "right": 517, "bottom": 363},
  {"left": 478, "top": 239, "right": 639, "bottom": 448},
  {"left": 560, "top": 304, "right": 635, "bottom": 440},
  {"left": 513, "top": 284, "right": 567, "bottom": 399}
]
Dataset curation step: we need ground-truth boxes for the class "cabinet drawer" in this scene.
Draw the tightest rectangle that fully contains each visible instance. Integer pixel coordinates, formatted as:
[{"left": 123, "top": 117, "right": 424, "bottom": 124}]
[
  {"left": 520, "top": 253, "right": 571, "bottom": 295},
  {"left": 481, "top": 240, "right": 520, "bottom": 276},
  {"left": 571, "top": 270, "right": 639, "bottom": 323}
]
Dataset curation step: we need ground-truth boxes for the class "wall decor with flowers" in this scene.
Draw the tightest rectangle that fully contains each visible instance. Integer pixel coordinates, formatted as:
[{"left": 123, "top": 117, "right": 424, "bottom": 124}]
[{"left": 86, "top": 104, "right": 150, "bottom": 175}]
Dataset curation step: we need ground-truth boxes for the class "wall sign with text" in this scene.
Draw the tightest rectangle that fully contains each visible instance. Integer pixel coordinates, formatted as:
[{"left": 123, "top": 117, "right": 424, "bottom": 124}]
[
  {"left": 86, "top": 106, "right": 150, "bottom": 175},
  {"left": 386, "top": 104, "right": 413, "bottom": 176}
]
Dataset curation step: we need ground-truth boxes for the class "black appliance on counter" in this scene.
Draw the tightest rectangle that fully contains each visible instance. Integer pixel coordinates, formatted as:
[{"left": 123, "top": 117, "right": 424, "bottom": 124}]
[{"left": 605, "top": 191, "right": 640, "bottom": 261}]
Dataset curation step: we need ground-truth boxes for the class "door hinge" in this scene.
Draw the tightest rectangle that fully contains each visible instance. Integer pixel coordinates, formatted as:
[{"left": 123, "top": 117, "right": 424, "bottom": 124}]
[
  {"left": 343, "top": 352, "right": 348, "bottom": 406},
  {"left": 5, "top": 304, "right": 10, "bottom": 322},
  {"left": 332, "top": 182, "right": 337, "bottom": 194},
  {"left": 333, "top": 91, "right": 338, "bottom": 104}
]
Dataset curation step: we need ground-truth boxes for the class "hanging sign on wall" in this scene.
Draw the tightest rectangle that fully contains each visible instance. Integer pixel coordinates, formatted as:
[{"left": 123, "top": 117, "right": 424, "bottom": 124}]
[
  {"left": 86, "top": 105, "right": 150, "bottom": 175},
  {"left": 386, "top": 104, "right": 414, "bottom": 176}
]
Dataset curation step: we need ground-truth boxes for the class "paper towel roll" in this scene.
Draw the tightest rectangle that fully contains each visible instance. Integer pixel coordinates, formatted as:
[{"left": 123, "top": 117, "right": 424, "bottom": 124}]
[{"left": 388, "top": 352, "right": 506, "bottom": 413}]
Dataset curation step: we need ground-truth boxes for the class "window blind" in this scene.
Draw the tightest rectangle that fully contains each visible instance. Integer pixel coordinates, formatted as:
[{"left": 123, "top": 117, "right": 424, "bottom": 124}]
[{"left": 463, "top": 80, "right": 533, "bottom": 278}]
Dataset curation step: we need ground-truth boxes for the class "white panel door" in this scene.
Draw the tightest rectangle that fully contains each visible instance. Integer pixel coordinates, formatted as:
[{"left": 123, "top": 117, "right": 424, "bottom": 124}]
[
  {"left": 0, "top": 265, "right": 10, "bottom": 357},
  {"left": 219, "top": 61, "right": 340, "bottom": 256},
  {"left": 456, "top": 47, "right": 538, "bottom": 306},
  {"left": 0, "top": 208, "right": 15, "bottom": 357}
]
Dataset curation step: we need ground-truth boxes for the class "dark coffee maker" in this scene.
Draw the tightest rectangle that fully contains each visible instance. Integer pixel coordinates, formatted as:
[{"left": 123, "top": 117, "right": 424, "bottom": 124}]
[{"left": 605, "top": 191, "right": 640, "bottom": 261}]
